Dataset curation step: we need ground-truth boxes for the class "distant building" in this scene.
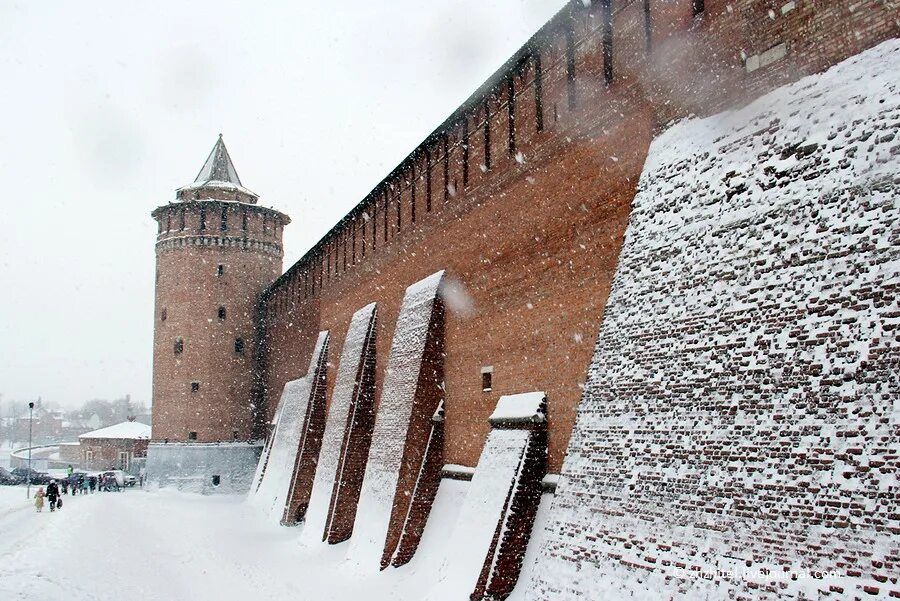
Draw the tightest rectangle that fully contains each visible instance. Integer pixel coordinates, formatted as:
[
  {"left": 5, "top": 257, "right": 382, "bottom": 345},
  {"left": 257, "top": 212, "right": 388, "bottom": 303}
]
[
  {"left": 78, "top": 420, "right": 151, "bottom": 472},
  {"left": 13, "top": 410, "right": 63, "bottom": 445}
]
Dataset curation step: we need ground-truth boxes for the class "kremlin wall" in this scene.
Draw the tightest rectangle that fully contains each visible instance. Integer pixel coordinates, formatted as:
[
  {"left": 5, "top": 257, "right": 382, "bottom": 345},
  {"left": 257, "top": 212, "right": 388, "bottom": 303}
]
[{"left": 149, "top": 0, "right": 898, "bottom": 598}]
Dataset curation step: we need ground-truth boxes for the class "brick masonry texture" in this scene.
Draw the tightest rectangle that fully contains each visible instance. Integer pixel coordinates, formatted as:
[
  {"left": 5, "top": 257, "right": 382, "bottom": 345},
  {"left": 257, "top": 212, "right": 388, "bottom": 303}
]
[
  {"left": 300, "top": 303, "right": 377, "bottom": 545},
  {"left": 349, "top": 271, "right": 446, "bottom": 569},
  {"left": 250, "top": 331, "right": 329, "bottom": 524},
  {"left": 258, "top": 0, "right": 898, "bottom": 485},
  {"left": 427, "top": 393, "right": 547, "bottom": 601},
  {"left": 253, "top": 0, "right": 896, "bottom": 585},
  {"left": 283, "top": 331, "right": 330, "bottom": 525},
  {"left": 151, "top": 199, "right": 288, "bottom": 443},
  {"left": 527, "top": 40, "right": 900, "bottom": 601}
]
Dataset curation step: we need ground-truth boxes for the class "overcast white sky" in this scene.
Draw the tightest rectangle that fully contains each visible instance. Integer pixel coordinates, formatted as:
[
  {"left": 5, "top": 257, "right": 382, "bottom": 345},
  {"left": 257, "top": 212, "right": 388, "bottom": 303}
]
[{"left": 0, "top": 0, "right": 565, "bottom": 410}]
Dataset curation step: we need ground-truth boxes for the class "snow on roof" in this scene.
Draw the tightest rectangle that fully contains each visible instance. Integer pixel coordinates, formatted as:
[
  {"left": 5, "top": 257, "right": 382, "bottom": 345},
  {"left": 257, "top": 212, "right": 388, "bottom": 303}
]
[
  {"left": 176, "top": 135, "right": 259, "bottom": 199},
  {"left": 79, "top": 421, "right": 151, "bottom": 440},
  {"left": 489, "top": 391, "right": 547, "bottom": 426},
  {"left": 195, "top": 134, "right": 242, "bottom": 186}
]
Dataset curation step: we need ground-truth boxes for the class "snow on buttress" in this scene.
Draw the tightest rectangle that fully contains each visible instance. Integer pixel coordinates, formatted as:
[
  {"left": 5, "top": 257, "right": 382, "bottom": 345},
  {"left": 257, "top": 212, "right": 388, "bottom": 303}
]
[
  {"left": 489, "top": 391, "right": 547, "bottom": 422},
  {"left": 527, "top": 40, "right": 900, "bottom": 601},
  {"left": 248, "top": 378, "right": 308, "bottom": 518},
  {"left": 250, "top": 332, "right": 328, "bottom": 522},
  {"left": 249, "top": 384, "right": 290, "bottom": 493},
  {"left": 426, "top": 426, "right": 534, "bottom": 601},
  {"left": 301, "top": 302, "right": 377, "bottom": 545},
  {"left": 348, "top": 270, "right": 444, "bottom": 568}
]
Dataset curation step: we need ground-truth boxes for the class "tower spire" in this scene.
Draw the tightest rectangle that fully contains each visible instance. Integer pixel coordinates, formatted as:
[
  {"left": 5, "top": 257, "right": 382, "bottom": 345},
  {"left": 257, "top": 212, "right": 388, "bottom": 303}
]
[
  {"left": 194, "top": 134, "right": 242, "bottom": 186},
  {"left": 177, "top": 135, "right": 258, "bottom": 203}
]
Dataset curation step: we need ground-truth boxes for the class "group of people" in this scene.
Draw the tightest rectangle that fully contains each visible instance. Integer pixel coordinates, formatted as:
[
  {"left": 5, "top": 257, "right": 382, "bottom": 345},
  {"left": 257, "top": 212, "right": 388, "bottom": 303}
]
[
  {"left": 33, "top": 480, "right": 62, "bottom": 512},
  {"left": 33, "top": 467, "right": 124, "bottom": 513}
]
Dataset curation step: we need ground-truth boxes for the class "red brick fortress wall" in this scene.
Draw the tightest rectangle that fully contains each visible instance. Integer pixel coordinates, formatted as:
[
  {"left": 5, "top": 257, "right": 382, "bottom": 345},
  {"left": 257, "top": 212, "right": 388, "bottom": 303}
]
[
  {"left": 527, "top": 39, "right": 900, "bottom": 601},
  {"left": 259, "top": 0, "right": 897, "bottom": 476}
]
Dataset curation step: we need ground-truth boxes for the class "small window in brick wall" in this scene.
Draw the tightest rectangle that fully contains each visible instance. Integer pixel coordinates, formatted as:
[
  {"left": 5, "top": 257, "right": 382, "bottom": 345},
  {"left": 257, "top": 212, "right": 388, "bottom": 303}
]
[
  {"left": 218, "top": 306, "right": 226, "bottom": 320},
  {"left": 174, "top": 337, "right": 184, "bottom": 355},
  {"left": 191, "top": 382, "right": 200, "bottom": 393},
  {"left": 212, "top": 475, "right": 221, "bottom": 486},
  {"left": 481, "top": 366, "right": 493, "bottom": 392},
  {"left": 232, "top": 430, "right": 239, "bottom": 441},
  {"left": 188, "top": 431, "right": 197, "bottom": 440},
  {"left": 161, "top": 308, "right": 167, "bottom": 322},
  {"left": 217, "top": 264, "right": 224, "bottom": 277},
  {"left": 234, "top": 337, "right": 244, "bottom": 354}
]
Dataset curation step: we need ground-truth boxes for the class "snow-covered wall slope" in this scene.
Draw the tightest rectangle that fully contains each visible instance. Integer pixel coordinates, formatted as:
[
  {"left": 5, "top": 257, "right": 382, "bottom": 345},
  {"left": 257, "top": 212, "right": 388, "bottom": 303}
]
[
  {"left": 349, "top": 271, "right": 444, "bottom": 569},
  {"left": 430, "top": 393, "right": 547, "bottom": 601},
  {"left": 301, "top": 303, "right": 377, "bottom": 545},
  {"left": 250, "top": 378, "right": 310, "bottom": 520},
  {"left": 250, "top": 331, "right": 329, "bottom": 524},
  {"left": 528, "top": 40, "right": 900, "bottom": 601},
  {"left": 283, "top": 331, "right": 331, "bottom": 525}
]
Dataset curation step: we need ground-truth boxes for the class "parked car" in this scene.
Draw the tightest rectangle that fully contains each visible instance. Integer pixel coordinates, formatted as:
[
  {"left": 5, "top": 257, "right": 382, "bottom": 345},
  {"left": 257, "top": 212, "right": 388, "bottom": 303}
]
[
  {"left": 99, "top": 470, "right": 136, "bottom": 489},
  {"left": 0, "top": 467, "right": 24, "bottom": 485},
  {"left": 10, "top": 467, "right": 52, "bottom": 485}
]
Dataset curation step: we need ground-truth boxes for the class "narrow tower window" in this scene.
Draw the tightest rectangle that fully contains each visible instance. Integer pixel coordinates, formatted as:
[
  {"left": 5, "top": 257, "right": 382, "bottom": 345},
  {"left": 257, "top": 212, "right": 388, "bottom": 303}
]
[
  {"left": 462, "top": 119, "right": 470, "bottom": 186},
  {"left": 174, "top": 337, "right": 184, "bottom": 355},
  {"left": 220, "top": 207, "right": 228, "bottom": 231},
  {"left": 483, "top": 99, "right": 492, "bottom": 169},
  {"left": 234, "top": 337, "right": 244, "bottom": 354},
  {"left": 481, "top": 366, "right": 494, "bottom": 392},
  {"left": 218, "top": 306, "right": 226, "bottom": 320},
  {"left": 692, "top": 0, "right": 704, "bottom": 16},
  {"left": 534, "top": 53, "right": 544, "bottom": 132},
  {"left": 425, "top": 148, "right": 432, "bottom": 211},
  {"left": 190, "top": 382, "right": 200, "bottom": 393},
  {"left": 199, "top": 207, "right": 206, "bottom": 231},
  {"left": 565, "top": 22, "right": 576, "bottom": 109},
  {"left": 217, "top": 264, "right": 224, "bottom": 277},
  {"left": 602, "top": 0, "right": 614, "bottom": 84},
  {"left": 644, "top": 0, "right": 653, "bottom": 54},
  {"left": 188, "top": 430, "right": 198, "bottom": 440},
  {"left": 507, "top": 74, "right": 516, "bottom": 156},
  {"left": 160, "top": 308, "right": 167, "bottom": 322}
]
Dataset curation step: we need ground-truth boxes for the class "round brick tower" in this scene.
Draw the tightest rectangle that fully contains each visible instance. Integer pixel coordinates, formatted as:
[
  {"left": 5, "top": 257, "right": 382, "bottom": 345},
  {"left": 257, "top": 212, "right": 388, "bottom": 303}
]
[{"left": 150, "top": 135, "right": 289, "bottom": 447}]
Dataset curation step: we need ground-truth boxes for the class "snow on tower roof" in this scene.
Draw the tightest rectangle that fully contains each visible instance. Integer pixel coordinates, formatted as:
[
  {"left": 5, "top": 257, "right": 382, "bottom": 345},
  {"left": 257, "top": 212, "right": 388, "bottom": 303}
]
[
  {"left": 79, "top": 421, "right": 151, "bottom": 440},
  {"left": 195, "top": 134, "right": 242, "bottom": 186},
  {"left": 176, "top": 134, "right": 259, "bottom": 199}
]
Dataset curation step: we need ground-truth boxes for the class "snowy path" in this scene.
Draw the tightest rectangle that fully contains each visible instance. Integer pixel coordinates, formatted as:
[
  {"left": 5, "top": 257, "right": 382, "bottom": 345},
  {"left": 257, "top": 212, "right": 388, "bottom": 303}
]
[
  {"left": 0, "top": 480, "right": 548, "bottom": 601},
  {"left": 0, "top": 487, "right": 304, "bottom": 601}
]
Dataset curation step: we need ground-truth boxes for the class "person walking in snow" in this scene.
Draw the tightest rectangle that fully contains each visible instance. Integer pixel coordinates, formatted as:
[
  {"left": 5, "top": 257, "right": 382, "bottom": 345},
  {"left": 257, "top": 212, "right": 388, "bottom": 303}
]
[
  {"left": 34, "top": 487, "right": 45, "bottom": 512},
  {"left": 46, "top": 480, "right": 60, "bottom": 512}
]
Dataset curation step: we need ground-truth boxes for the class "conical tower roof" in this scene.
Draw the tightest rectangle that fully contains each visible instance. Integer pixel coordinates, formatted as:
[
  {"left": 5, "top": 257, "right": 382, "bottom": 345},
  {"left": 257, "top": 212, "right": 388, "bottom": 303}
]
[
  {"left": 194, "top": 134, "right": 242, "bottom": 186},
  {"left": 176, "top": 134, "right": 258, "bottom": 203}
]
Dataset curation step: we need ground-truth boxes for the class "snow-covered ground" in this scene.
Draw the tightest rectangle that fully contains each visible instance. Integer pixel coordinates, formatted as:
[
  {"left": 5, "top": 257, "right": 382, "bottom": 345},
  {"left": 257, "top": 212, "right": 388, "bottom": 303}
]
[
  {"left": 1, "top": 440, "right": 12, "bottom": 469},
  {"left": 0, "top": 481, "right": 552, "bottom": 601}
]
